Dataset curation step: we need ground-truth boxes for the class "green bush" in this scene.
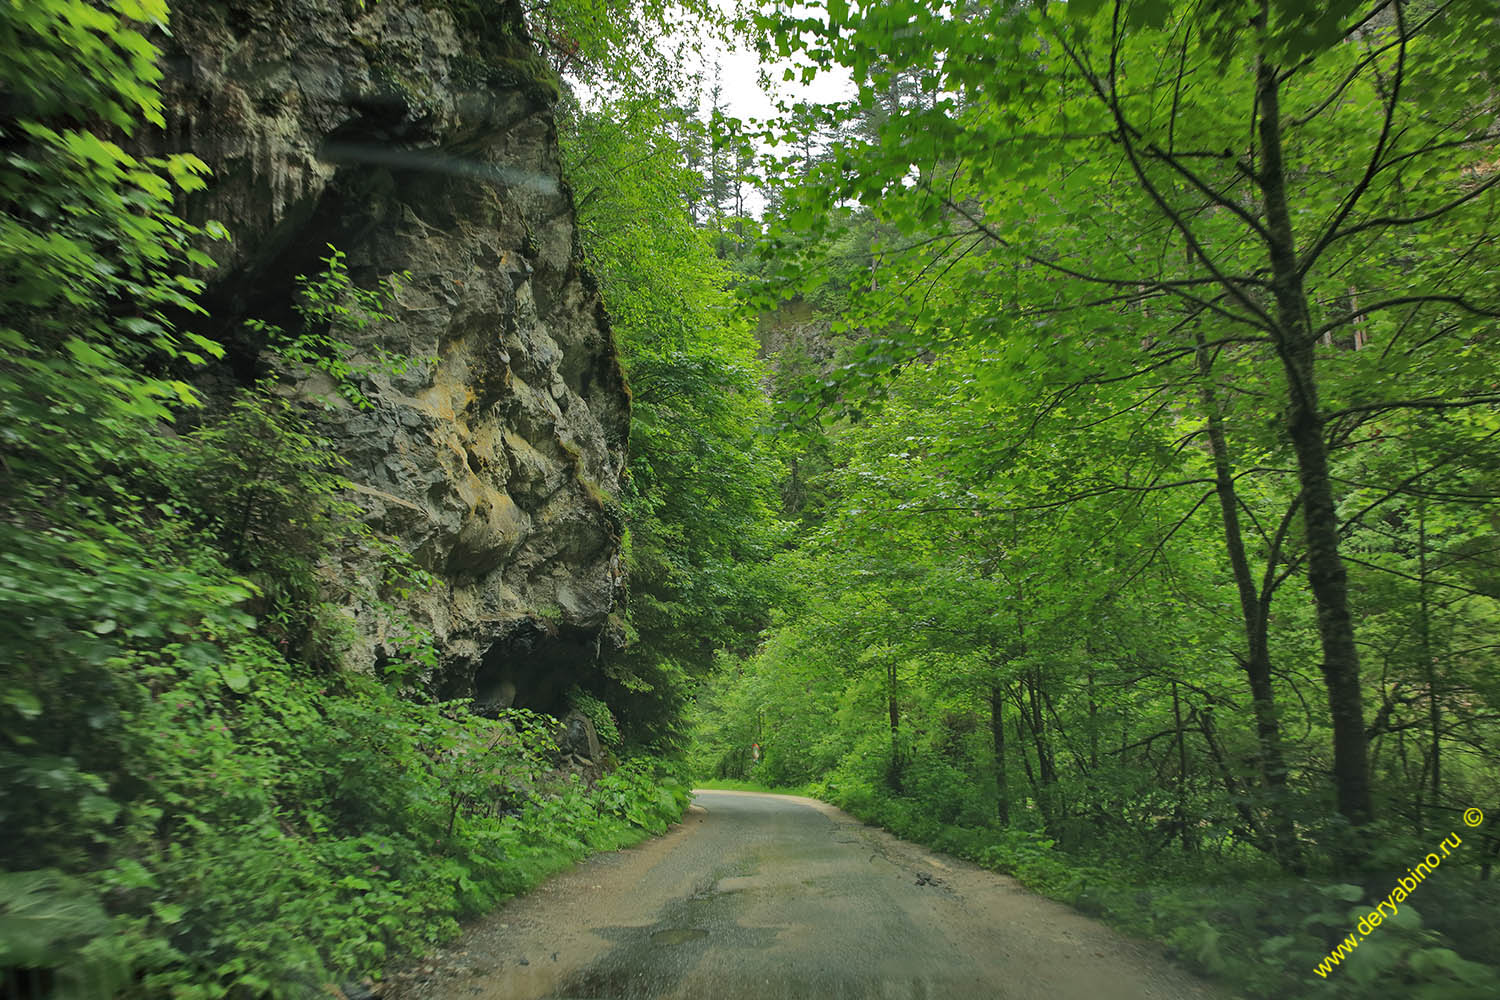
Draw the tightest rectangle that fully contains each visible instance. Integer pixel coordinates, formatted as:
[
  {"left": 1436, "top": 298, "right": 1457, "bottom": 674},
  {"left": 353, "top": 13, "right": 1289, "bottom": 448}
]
[
  {"left": 0, "top": 6, "right": 690, "bottom": 996},
  {"left": 8, "top": 641, "right": 689, "bottom": 997},
  {"left": 569, "top": 685, "right": 623, "bottom": 747}
]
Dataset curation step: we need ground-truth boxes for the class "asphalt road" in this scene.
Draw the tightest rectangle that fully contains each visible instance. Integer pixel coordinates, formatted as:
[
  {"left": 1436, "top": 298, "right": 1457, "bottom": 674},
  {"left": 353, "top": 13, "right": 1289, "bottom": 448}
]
[{"left": 384, "top": 790, "right": 1231, "bottom": 1000}]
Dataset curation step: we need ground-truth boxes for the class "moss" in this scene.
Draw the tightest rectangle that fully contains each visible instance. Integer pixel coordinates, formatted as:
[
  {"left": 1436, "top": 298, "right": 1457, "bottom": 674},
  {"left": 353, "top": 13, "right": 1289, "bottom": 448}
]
[
  {"left": 451, "top": 54, "right": 490, "bottom": 90},
  {"left": 352, "top": 31, "right": 380, "bottom": 59},
  {"left": 574, "top": 472, "right": 605, "bottom": 508},
  {"left": 600, "top": 492, "right": 625, "bottom": 537},
  {"left": 252, "top": 90, "right": 287, "bottom": 117},
  {"left": 428, "top": 0, "right": 524, "bottom": 53},
  {"left": 427, "top": 1, "right": 563, "bottom": 106},
  {"left": 574, "top": 472, "right": 623, "bottom": 537},
  {"left": 555, "top": 434, "right": 622, "bottom": 537},
  {"left": 368, "top": 64, "right": 439, "bottom": 121},
  {"left": 569, "top": 220, "right": 586, "bottom": 265},
  {"left": 485, "top": 54, "right": 562, "bottom": 106}
]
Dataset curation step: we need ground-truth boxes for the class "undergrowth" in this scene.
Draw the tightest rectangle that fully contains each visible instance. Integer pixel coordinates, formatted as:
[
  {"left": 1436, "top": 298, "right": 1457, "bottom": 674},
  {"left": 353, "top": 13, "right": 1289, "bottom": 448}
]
[
  {"left": 1, "top": 360, "right": 691, "bottom": 996},
  {"left": 803, "top": 775, "right": 1500, "bottom": 1000},
  {"left": 0, "top": 16, "right": 688, "bottom": 985},
  {"left": 6, "top": 647, "right": 688, "bottom": 998}
]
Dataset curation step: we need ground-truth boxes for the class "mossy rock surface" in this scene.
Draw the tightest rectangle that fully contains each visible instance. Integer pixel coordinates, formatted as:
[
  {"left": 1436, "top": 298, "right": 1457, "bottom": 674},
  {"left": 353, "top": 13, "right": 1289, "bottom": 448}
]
[
  {"left": 152, "top": 0, "right": 630, "bottom": 689},
  {"left": 424, "top": 0, "right": 563, "bottom": 104}
]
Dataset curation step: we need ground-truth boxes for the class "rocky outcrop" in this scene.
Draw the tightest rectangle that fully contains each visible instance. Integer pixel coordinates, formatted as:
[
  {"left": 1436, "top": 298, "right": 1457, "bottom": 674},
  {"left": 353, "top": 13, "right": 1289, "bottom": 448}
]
[
  {"left": 154, "top": 0, "right": 629, "bottom": 710},
  {"left": 555, "top": 710, "right": 603, "bottom": 765}
]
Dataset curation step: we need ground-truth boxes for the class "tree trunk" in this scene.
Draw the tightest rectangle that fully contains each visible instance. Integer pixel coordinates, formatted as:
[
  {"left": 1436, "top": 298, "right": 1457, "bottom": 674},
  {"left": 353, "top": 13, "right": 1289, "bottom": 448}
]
[
  {"left": 1419, "top": 496, "right": 1440, "bottom": 832},
  {"left": 1172, "top": 682, "right": 1192, "bottom": 853},
  {"left": 1087, "top": 668, "right": 1099, "bottom": 771},
  {"left": 1197, "top": 708, "right": 1263, "bottom": 845},
  {"left": 1193, "top": 331, "right": 1302, "bottom": 868},
  {"left": 989, "top": 684, "right": 1009, "bottom": 825},
  {"left": 1023, "top": 670, "right": 1057, "bottom": 833},
  {"left": 887, "top": 659, "right": 903, "bottom": 792},
  {"left": 1014, "top": 708, "right": 1039, "bottom": 808},
  {"left": 1255, "top": 54, "right": 1373, "bottom": 829}
]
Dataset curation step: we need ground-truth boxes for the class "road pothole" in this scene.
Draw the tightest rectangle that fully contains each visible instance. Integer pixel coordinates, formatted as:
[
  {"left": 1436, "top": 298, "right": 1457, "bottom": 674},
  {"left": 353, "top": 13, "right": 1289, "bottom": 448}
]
[{"left": 649, "top": 927, "right": 708, "bottom": 945}]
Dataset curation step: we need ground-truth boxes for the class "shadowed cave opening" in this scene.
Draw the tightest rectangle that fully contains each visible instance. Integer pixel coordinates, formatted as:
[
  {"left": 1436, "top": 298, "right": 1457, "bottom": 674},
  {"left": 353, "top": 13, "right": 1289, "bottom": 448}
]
[{"left": 468, "top": 618, "right": 600, "bottom": 719}]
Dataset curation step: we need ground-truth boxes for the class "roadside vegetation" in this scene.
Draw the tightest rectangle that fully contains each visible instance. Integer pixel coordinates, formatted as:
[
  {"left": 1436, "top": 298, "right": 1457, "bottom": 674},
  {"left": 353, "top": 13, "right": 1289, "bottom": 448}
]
[
  {"left": 5, "top": 1, "right": 1500, "bottom": 999},
  {"left": 691, "top": 778, "right": 814, "bottom": 795},
  {"left": 0, "top": 2, "right": 730, "bottom": 996},
  {"left": 692, "top": 2, "right": 1500, "bottom": 998}
]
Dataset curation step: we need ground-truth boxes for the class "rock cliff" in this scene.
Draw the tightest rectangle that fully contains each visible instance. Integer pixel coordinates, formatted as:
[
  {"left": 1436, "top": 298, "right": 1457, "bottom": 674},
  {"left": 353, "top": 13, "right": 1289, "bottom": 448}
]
[{"left": 155, "top": 0, "right": 629, "bottom": 712}]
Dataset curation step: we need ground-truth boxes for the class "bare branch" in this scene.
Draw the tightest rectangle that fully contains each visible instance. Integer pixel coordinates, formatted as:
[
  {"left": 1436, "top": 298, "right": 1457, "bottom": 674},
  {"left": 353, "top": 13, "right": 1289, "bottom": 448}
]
[
  {"left": 1324, "top": 392, "right": 1500, "bottom": 421},
  {"left": 1327, "top": 170, "right": 1500, "bottom": 244}
]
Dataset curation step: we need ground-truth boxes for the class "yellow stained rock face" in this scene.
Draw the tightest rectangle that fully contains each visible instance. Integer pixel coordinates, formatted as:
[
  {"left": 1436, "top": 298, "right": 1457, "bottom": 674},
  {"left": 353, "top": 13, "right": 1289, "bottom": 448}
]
[{"left": 157, "top": 0, "right": 631, "bottom": 697}]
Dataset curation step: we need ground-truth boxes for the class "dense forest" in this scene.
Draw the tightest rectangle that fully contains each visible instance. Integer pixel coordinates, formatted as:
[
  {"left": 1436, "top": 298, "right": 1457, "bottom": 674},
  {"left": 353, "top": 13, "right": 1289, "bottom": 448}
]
[
  {"left": 694, "top": 1, "right": 1500, "bottom": 997},
  {"left": 3, "top": 0, "right": 1499, "bottom": 998}
]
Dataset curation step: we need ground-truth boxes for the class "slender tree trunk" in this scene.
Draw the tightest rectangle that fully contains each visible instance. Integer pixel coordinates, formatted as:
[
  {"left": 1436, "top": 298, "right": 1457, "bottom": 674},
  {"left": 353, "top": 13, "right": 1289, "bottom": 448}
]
[
  {"left": 989, "top": 683, "right": 1009, "bottom": 825},
  {"left": 1030, "top": 670, "right": 1054, "bottom": 787},
  {"left": 1255, "top": 54, "right": 1374, "bottom": 828},
  {"left": 1193, "top": 332, "right": 1302, "bottom": 868},
  {"left": 1087, "top": 668, "right": 1099, "bottom": 771},
  {"left": 1023, "top": 670, "right": 1057, "bottom": 834},
  {"left": 1198, "top": 708, "right": 1262, "bottom": 845},
  {"left": 1419, "top": 496, "right": 1440, "bottom": 831},
  {"left": 1014, "top": 707, "right": 1040, "bottom": 808},
  {"left": 887, "top": 659, "right": 903, "bottom": 792},
  {"left": 1172, "top": 682, "right": 1191, "bottom": 852},
  {"left": 1396, "top": 727, "right": 1420, "bottom": 837},
  {"left": 1480, "top": 814, "right": 1499, "bottom": 881}
]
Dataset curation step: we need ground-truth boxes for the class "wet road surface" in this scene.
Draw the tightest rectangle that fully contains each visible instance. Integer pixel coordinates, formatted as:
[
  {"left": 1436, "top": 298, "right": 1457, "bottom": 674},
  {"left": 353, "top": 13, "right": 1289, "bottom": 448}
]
[{"left": 384, "top": 790, "right": 1232, "bottom": 1000}]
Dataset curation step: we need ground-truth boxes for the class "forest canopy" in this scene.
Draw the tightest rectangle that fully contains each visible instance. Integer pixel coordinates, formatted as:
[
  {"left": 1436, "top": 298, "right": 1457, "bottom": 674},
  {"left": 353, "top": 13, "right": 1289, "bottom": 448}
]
[
  {"left": 1, "top": 0, "right": 1498, "bottom": 998},
  {"left": 696, "top": 0, "right": 1500, "bottom": 996}
]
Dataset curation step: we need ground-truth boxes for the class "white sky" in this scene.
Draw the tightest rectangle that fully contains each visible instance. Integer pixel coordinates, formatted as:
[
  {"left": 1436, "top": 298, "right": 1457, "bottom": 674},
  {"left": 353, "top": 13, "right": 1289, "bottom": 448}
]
[
  {"left": 690, "top": 2, "right": 854, "bottom": 213},
  {"left": 570, "top": 3, "right": 854, "bottom": 214},
  {"left": 690, "top": 1, "right": 854, "bottom": 130}
]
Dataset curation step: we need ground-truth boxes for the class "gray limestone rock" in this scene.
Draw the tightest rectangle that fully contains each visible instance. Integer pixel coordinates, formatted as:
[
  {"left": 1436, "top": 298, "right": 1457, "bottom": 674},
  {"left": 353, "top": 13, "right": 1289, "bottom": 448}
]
[
  {"left": 555, "top": 710, "right": 603, "bottom": 764},
  {"left": 153, "top": 0, "right": 629, "bottom": 708}
]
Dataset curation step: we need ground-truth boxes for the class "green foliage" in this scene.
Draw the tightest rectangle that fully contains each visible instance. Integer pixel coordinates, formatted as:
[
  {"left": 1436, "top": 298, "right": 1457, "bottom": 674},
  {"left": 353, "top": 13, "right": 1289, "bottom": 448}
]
[
  {"left": 696, "top": 1, "right": 1500, "bottom": 995},
  {"left": 1, "top": 2, "right": 691, "bottom": 995},
  {"left": 2, "top": 0, "right": 247, "bottom": 892},
  {"left": 560, "top": 90, "right": 785, "bottom": 748},
  {"left": 246, "top": 246, "right": 424, "bottom": 412},
  {"left": 12, "top": 0, "right": 1496, "bottom": 996},
  {"left": 1, "top": 3, "right": 222, "bottom": 486},
  {"left": 0, "top": 870, "right": 131, "bottom": 998},
  {"left": 95, "top": 662, "right": 685, "bottom": 996},
  {"left": 569, "top": 685, "right": 622, "bottom": 747},
  {"left": 523, "top": 0, "right": 723, "bottom": 97},
  {"left": 7, "top": 614, "right": 687, "bottom": 997},
  {"left": 694, "top": 329, "right": 1500, "bottom": 994},
  {"left": 157, "top": 390, "right": 360, "bottom": 662}
]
